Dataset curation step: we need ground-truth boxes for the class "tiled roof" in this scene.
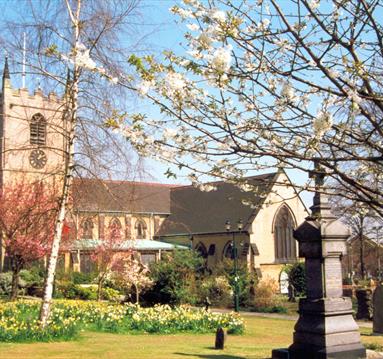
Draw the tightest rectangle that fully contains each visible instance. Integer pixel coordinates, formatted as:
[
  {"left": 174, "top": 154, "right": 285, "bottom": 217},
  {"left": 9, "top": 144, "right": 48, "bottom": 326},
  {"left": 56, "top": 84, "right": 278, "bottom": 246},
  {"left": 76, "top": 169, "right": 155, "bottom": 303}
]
[
  {"left": 72, "top": 178, "right": 176, "bottom": 214},
  {"left": 157, "top": 172, "right": 278, "bottom": 236}
]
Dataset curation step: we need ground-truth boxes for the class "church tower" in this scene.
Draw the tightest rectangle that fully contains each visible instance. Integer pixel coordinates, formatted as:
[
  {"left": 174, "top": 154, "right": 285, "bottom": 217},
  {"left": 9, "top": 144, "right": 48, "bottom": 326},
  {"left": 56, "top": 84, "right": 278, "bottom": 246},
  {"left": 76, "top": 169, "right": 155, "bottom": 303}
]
[
  {"left": 0, "top": 58, "right": 66, "bottom": 187},
  {"left": 0, "top": 58, "right": 67, "bottom": 271}
]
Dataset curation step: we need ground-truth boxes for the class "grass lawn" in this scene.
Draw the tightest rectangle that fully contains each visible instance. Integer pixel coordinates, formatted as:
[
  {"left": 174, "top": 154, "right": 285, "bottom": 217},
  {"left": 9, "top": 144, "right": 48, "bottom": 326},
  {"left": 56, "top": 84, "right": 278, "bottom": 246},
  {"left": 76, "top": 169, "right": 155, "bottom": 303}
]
[{"left": 0, "top": 315, "right": 382, "bottom": 359}]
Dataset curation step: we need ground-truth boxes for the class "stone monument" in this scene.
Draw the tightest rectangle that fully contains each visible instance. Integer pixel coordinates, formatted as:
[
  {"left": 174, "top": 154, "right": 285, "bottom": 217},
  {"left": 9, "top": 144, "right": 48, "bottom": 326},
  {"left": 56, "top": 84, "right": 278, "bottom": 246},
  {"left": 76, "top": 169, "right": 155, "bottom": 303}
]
[
  {"left": 272, "top": 164, "right": 366, "bottom": 359},
  {"left": 373, "top": 285, "right": 383, "bottom": 334}
]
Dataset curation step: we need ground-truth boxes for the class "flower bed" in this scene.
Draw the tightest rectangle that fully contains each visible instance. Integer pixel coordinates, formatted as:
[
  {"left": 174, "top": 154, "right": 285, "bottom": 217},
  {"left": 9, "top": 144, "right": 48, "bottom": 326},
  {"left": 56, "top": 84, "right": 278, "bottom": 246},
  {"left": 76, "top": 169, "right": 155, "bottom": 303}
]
[{"left": 0, "top": 300, "right": 244, "bottom": 342}]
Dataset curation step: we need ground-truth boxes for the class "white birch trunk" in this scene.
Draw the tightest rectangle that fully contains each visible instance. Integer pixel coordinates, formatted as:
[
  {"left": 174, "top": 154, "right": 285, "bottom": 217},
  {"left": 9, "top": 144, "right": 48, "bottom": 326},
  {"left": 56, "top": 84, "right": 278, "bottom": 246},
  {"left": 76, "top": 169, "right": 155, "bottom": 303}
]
[{"left": 39, "top": 0, "right": 81, "bottom": 327}]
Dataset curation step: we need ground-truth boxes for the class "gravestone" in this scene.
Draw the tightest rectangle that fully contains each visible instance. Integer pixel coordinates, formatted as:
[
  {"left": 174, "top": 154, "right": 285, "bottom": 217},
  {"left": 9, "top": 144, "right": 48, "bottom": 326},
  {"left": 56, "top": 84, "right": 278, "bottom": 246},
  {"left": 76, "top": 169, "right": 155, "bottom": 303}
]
[
  {"left": 356, "top": 289, "right": 373, "bottom": 320},
  {"left": 215, "top": 327, "right": 225, "bottom": 349},
  {"left": 280, "top": 271, "right": 289, "bottom": 294},
  {"left": 272, "top": 164, "right": 366, "bottom": 359},
  {"left": 373, "top": 285, "right": 383, "bottom": 334}
]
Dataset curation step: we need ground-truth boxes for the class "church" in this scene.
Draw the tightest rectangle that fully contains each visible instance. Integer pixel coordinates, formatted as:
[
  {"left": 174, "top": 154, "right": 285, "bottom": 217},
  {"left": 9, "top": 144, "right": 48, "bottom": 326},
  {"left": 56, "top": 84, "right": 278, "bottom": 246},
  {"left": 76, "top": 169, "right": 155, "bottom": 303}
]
[{"left": 0, "top": 59, "right": 309, "bottom": 284}]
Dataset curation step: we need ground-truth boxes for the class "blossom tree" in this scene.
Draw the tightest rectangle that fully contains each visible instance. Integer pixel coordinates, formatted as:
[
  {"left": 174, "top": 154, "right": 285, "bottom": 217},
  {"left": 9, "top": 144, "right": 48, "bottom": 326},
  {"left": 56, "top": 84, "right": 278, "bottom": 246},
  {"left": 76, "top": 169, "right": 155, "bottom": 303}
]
[
  {"left": 91, "top": 222, "right": 131, "bottom": 301},
  {"left": 119, "top": 0, "right": 383, "bottom": 214},
  {"left": 113, "top": 256, "right": 153, "bottom": 304},
  {"left": 0, "top": 180, "right": 57, "bottom": 300}
]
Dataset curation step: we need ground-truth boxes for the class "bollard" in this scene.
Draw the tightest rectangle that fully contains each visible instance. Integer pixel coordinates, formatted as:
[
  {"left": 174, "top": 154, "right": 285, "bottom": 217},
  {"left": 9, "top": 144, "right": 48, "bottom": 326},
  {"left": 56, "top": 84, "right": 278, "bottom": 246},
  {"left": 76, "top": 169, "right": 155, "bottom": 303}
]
[{"left": 215, "top": 327, "right": 225, "bottom": 349}]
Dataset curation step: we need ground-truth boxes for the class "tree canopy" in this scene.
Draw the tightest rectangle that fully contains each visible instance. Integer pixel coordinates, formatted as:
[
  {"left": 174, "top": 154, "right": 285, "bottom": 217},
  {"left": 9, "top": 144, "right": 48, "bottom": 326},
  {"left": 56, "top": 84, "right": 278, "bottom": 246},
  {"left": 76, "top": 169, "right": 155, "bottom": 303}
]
[{"left": 119, "top": 0, "right": 383, "bottom": 215}]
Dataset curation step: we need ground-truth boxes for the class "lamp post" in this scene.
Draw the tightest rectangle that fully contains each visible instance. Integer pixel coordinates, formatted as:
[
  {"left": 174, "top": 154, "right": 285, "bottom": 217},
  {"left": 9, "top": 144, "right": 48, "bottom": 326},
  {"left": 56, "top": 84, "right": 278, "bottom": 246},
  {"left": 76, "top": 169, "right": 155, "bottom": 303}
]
[{"left": 225, "top": 219, "right": 243, "bottom": 312}]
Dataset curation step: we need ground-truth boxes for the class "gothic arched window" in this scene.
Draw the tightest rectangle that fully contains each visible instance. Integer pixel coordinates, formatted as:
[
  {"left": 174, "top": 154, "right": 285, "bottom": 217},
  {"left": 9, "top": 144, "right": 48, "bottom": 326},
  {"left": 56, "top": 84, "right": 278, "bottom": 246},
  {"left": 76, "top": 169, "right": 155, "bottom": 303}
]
[
  {"left": 274, "top": 205, "right": 296, "bottom": 263},
  {"left": 135, "top": 219, "right": 147, "bottom": 239},
  {"left": 223, "top": 241, "right": 234, "bottom": 259},
  {"left": 30, "top": 113, "right": 47, "bottom": 146},
  {"left": 109, "top": 217, "right": 122, "bottom": 239},
  {"left": 81, "top": 218, "right": 94, "bottom": 239},
  {"left": 195, "top": 242, "right": 208, "bottom": 258}
]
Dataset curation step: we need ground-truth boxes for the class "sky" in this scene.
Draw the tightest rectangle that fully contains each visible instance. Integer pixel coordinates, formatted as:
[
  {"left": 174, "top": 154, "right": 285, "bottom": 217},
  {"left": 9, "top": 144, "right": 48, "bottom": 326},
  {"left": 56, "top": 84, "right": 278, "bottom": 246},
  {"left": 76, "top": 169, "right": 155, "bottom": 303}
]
[{"left": 0, "top": 0, "right": 314, "bottom": 208}]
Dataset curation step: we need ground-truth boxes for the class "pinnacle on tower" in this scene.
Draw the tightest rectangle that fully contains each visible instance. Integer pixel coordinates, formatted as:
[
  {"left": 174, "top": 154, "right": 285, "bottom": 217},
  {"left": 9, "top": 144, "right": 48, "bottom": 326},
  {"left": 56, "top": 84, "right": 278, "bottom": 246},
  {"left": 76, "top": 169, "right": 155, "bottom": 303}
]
[
  {"left": 2, "top": 55, "right": 11, "bottom": 90},
  {"left": 3, "top": 56, "right": 10, "bottom": 80}
]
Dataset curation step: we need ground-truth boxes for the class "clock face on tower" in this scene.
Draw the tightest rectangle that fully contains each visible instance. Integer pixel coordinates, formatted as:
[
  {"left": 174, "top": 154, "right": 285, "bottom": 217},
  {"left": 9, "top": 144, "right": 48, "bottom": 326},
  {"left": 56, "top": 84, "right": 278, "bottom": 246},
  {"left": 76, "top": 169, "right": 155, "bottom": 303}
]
[{"left": 29, "top": 149, "right": 47, "bottom": 169}]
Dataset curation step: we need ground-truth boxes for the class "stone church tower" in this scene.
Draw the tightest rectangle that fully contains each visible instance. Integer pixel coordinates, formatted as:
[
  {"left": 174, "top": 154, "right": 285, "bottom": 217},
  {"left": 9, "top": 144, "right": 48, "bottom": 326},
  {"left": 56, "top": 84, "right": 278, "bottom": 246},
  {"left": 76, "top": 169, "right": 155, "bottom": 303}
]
[
  {"left": 0, "top": 57, "right": 66, "bottom": 188},
  {"left": 0, "top": 58, "right": 67, "bottom": 271}
]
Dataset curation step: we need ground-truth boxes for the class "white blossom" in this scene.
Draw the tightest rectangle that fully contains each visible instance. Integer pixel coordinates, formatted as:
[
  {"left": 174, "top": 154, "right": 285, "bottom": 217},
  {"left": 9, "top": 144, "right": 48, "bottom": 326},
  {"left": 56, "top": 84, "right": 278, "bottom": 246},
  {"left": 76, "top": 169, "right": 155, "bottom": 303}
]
[
  {"left": 281, "top": 82, "right": 295, "bottom": 101},
  {"left": 73, "top": 43, "right": 97, "bottom": 70},
  {"left": 239, "top": 183, "right": 253, "bottom": 192},
  {"left": 187, "top": 23, "right": 199, "bottom": 31},
  {"left": 199, "top": 183, "right": 216, "bottom": 192},
  {"left": 313, "top": 110, "right": 333, "bottom": 138},
  {"left": 183, "top": 0, "right": 199, "bottom": 5},
  {"left": 273, "top": 38, "right": 293, "bottom": 52},
  {"left": 138, "top": 80, "right": 154, "bottom": 96},
  {"left": 211, "top": 9, "right": 226, "bottom": 22},
  {"left": 308, "top": 0, "right": 320, "bottom": 10},
  {"left": 187, "top": 50, "right": 204, "bottom": 59},
  {"left": 328, "top": 69, "right": 340, "bottom": 78},
  {"left": 165, "top": 72, "right": 186, "bottom": 95},
  {"left": 163, "top": 128, "right": 178, "bottom": 140},
  {"left": 170, "top": 6, "right": 193, "bottom": 19},
  {"left": 257, "top": 18, "right": 270, "bottom": 31},
  {"left": 198, "top": 32, "right": 213, "bottom": 49},
  {"left": 210, "top": 45, "right": 232, "bottom": 73}
]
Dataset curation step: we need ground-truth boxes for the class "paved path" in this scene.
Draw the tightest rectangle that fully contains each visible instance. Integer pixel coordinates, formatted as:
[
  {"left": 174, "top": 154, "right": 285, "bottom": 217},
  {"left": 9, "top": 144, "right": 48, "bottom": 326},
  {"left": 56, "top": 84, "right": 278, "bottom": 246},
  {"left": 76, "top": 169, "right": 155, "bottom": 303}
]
[{"left": 211, "top": 307, "right": 373, "bottom": 329}]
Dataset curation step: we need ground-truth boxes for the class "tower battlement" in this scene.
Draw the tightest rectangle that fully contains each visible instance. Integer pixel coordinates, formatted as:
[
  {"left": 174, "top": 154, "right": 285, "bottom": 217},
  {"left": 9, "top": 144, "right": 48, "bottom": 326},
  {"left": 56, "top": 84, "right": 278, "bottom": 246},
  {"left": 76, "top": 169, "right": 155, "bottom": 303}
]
[{"left": 3, "top": 83, "right": 64, "bottom": 111}]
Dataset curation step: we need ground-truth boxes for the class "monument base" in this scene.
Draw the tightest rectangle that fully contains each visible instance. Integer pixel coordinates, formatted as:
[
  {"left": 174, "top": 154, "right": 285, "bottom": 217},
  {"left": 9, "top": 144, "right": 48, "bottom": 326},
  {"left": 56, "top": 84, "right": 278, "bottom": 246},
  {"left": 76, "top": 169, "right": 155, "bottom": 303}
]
[
  {"left": 272, "top": 348, "right": 289, "bottom": 359},
  {"left": 272, "top": 344, "right": 366, "bottom": 359},
  {"left": 272, "top": 298, "right": 366, "bottom": 359}
]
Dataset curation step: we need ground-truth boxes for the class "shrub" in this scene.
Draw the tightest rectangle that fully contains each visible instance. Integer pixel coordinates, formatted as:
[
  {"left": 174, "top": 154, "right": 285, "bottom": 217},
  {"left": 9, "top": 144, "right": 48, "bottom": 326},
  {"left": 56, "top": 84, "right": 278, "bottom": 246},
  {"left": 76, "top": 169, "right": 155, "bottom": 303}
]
[
  {"left": 101, "top": 287, "right": 123, "bottom": 302},
  {"left": 70, "top": 271, "right": 96, "bottom": 285},
  {"left": 54, "top": 282, "right": 97, "bottom": 300},
  {"left": 285, "top": 262, "right": 306, "bottom": 296},
  {"left": 75, "top": 285, "right": 98, "bottom": 300},
  {"left": 198, "top": 275, "right": 232, "bottom": 307},
  {"left": 253, "top": 278, "right": 283, "bottom": 311},
  {"left": 144, "top": 249, "right": 204, "bottom": 305},
  {"left": 20, "top": 268, "right": 44, "bottom": 296},
  {"left": 0, "top": 272, "right": 12, "bottom": 297},
  {"left": 212, "top": 259, "right": 258, "bottom": 308}
]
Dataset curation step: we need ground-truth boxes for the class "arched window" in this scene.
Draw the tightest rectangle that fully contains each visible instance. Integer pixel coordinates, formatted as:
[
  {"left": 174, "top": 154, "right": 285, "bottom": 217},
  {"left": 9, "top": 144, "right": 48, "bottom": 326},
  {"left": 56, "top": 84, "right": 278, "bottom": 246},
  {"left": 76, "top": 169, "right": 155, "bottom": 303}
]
[
  {"left": 81, "top": 218, "right": 94, "bottom": 239},
  {"left": 195, "top": 242, "right": 208, "bottom": 258},
  {"left": 274, "top": 205, "right": 296, "bottom": 263},
  {"left": 135, "top": 219, "right": 147, "bottom": 239},
  {"left": 109, "top": 217, "right": 122, "bottom": 239},
  {"left": 223, "top": 241, "right": 234, "bottom": 259},
  {"left": 30, "top": 113, "right": 46, "bottom": 146}
]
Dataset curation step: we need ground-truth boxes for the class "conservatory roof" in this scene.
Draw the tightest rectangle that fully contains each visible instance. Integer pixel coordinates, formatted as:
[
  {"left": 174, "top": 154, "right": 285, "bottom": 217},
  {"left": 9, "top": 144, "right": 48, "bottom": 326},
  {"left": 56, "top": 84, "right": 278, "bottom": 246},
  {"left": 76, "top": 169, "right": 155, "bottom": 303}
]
[{"left": 73, "top": 239, "right": 188, "bottom": 251}]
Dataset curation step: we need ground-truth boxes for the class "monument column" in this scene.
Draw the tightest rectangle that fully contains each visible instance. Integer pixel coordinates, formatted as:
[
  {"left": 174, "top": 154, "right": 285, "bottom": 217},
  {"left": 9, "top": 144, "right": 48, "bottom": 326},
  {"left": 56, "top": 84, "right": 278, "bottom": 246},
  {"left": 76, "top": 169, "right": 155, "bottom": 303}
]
[{"left": 272, "top": 164, "right": 366, "bottom": 359}]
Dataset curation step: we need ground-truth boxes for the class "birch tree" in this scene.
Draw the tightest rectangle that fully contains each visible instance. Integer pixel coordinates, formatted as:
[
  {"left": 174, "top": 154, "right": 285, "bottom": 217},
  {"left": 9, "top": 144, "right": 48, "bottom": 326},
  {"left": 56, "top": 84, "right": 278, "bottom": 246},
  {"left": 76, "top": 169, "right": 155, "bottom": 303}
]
[
  {"left": 2, "top": 0, "right": 141, "bottom": 326},
  {"left": 119, "top": 0, "right": 383, "bottom": 214}
]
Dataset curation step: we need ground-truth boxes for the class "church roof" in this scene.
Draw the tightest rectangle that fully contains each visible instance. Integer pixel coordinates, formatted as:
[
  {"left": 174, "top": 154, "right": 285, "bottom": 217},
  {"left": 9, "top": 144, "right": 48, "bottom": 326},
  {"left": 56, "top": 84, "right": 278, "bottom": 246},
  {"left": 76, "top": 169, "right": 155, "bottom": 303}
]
[
  {"left": 156, "top": 172, "right": 278, "bottom": 236},
  {"left": 72, "top": 178, "right": 176, "bottom": 214}
]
